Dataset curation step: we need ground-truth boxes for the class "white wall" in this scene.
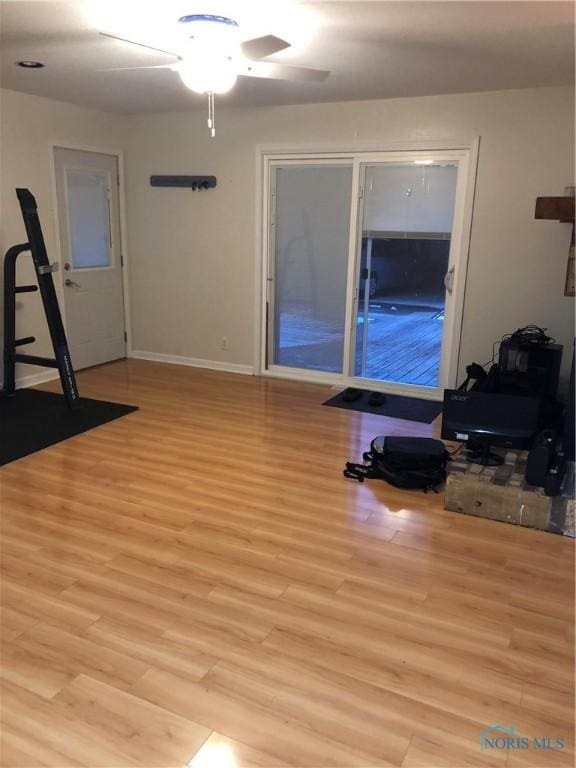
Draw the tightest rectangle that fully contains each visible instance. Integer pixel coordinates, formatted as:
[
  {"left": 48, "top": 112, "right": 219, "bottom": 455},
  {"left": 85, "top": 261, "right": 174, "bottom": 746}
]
[
  {"left": 124, "top": 85, "right": 575, "bottom": 389},
  {"left": 0, "top": 88, "right": 128, "bottom": 386},
  {"left": 2, "top": 85, "right": 573, "bottom": 392}
]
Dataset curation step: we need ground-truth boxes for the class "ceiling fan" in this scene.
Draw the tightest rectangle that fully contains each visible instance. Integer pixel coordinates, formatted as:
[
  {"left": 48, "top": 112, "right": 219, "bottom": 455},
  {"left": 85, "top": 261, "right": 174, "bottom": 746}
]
[{"left": 100, "top": 14, "right": 330, "bottom": 136}]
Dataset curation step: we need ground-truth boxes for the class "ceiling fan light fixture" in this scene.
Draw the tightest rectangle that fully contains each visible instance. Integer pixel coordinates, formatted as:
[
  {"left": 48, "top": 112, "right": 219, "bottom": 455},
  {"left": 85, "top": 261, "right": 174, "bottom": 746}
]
[
  {"left": 97, "top": 11, "right": 324, "bottom": 138},
  {"left": 177, "top": 57, "right": 237, "bottom": 94}
]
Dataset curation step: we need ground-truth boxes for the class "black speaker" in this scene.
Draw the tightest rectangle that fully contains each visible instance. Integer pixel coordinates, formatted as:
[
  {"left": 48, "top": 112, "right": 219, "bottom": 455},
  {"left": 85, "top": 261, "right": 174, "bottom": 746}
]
[
  {"left": 526, "top": 430, "right": 557, "bottom": 487},
  {"left": 564, "top": 344, "right": 575, "bottom": 461},
  {"left": 544, "top": 453, "right": 566, "bottom": 497}
]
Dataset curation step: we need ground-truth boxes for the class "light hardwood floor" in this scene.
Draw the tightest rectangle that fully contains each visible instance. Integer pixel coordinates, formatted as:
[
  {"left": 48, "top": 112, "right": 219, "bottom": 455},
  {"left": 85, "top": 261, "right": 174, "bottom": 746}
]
[{"left": 1, "top": 359, "right": 574, "bottom": 768}]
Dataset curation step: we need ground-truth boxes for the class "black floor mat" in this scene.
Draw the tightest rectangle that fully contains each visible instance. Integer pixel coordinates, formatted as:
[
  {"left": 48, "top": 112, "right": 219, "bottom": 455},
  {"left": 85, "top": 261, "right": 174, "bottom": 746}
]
[
  {"left": 323, "top": 387, "right": 443, "bottom": 424},
  {"left": 0, "top": 388, "right": 138, "bottom": 466}
]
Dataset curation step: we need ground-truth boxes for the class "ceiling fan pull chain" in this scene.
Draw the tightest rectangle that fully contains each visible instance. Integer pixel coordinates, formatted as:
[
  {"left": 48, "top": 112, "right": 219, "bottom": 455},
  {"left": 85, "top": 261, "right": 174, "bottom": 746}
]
[{"left": 207, "top": 91, "right": 216, "bottom": 138}]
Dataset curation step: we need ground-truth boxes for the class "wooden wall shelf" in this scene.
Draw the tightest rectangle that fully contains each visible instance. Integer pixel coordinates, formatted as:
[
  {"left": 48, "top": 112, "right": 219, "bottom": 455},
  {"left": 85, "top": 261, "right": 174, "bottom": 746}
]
[
  {"left": 535, "top": 196, "right": 575, "bottom": 223},
  {"left": 534, "top": 194, "right": 575, "bottom": 296}
]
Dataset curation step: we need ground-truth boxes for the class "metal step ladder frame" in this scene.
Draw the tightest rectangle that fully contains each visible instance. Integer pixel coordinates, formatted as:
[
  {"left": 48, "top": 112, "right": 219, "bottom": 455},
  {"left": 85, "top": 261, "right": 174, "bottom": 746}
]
[{"left": 2, "top": 188, "right": 80, "bottom": 408}]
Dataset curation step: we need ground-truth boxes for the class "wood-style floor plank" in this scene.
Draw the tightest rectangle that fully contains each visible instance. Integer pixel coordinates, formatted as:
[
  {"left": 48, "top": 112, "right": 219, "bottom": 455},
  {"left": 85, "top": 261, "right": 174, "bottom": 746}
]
[
  {"left": 0, "top": 359, "right": 574, "bottom": 767},
  {"left": 131, "top": 667, "right": 399, "bottom": 768},
  {"left": 188, "top": 732, "right": 292, "bottom": 768},
  {"left": 54, "top": 674, "right": 211, "bottom": 767}
]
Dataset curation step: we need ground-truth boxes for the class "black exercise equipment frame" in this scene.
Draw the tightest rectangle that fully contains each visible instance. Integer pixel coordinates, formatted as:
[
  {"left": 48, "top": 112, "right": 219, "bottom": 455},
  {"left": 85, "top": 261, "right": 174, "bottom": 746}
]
[{"left": 2, "top": 188, "right": 80, "bottom": 409}]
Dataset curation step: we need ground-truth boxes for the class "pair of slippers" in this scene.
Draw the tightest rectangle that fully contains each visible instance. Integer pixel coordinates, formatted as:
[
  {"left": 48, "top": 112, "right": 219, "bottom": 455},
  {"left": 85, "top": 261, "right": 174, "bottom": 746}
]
[{"left": 342, "top": 388, "right": 387, "bottom": 407}]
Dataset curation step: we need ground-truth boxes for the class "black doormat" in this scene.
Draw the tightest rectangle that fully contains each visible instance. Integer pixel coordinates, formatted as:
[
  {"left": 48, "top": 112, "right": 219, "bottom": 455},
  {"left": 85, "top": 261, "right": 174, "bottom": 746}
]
[
  {"left": 323, "top": 387, "right": 443, "bottom": 424},
  {"left": 0, "top": 388, "right": 138, "bottom": 466}
]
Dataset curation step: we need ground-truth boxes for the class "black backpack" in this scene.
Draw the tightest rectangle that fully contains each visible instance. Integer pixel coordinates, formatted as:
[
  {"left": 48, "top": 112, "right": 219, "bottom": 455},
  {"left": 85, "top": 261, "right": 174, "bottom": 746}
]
[{"left": 344, "top": 436, "right": 450, "bottom": 492}]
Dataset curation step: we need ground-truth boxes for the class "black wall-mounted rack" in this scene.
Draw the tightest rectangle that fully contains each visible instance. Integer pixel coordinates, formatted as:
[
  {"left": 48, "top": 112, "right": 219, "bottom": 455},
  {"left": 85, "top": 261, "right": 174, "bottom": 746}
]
[
  {"left": 150, "top": 175, "right": 217, "bottom": 191},
  {"left": 2, "top": 188, "right": 80, "bottom": 408}
]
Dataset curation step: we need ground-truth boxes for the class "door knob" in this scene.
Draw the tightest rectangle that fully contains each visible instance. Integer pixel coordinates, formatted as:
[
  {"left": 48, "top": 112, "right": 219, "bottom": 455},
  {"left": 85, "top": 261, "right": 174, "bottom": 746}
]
[{"left": 65, "top": 278, "right": 81, "bottom": 288}]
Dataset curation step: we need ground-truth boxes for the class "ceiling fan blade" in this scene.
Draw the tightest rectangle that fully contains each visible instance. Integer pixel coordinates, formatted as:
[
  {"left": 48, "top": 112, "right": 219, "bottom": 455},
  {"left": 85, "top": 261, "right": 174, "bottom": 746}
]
[
  {"left": 240, "top": 35, "right": 290, "bottom": 60},
  {"left": 99, "top": 32, "right": 181, "bottom": 60},
  {"left": 98, "top": 64, "right": 174, "bottom": 72},
  {"left": 240, "top": 61, "right": 330, "bottom": 83}
]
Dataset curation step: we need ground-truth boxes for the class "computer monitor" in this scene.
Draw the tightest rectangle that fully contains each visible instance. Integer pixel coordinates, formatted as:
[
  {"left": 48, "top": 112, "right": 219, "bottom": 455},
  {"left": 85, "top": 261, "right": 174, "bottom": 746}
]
[{"left": 441, "top": 390, "right": 541, "bottom": 466}]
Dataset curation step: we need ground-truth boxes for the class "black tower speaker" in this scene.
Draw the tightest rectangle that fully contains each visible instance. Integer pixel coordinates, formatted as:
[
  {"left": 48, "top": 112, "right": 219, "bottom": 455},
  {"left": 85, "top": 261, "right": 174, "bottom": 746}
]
[{"left": 564, "top": 344, "right": 575, "bottom": 461}]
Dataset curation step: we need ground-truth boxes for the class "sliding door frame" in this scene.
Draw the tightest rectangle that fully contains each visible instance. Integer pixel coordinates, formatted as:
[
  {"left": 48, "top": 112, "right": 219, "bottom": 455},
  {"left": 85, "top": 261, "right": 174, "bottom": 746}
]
[
  {"left": 264, "top": 158, "right": 355, "bottom": 380},
  {"left": 347, "top": 149, "right": 475, "bottom": 397},
  {"left": 255, "top": 139, "right": 479, "bottom": 399}
]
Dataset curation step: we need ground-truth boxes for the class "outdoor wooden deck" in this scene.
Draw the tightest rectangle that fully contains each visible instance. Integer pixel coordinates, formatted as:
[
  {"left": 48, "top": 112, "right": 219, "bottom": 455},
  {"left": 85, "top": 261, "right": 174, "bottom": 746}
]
[
  {"left": 276, "top": 302, "right": 443, "bottom": 387},
  {"left": 357, "top": 308, "right": 443, "bottom": 386}
]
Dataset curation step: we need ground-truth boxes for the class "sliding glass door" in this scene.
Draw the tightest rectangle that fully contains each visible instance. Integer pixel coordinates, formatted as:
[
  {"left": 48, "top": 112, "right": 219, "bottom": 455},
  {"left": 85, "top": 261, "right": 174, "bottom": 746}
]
[
  {"left": 353, "top": 161, "right": 458, "bottom": 387},
  {"left": 263, "top": 150, "right": 474, "bottom": 397},
  {"left": 268, "top": 162, "right": 353, "bottom": 373}
]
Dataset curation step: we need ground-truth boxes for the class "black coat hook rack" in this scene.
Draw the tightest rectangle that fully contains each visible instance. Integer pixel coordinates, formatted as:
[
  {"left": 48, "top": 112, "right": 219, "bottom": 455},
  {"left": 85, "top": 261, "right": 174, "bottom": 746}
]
[{"left": 150, "top": 175, "right": 217, "bottom": 191}]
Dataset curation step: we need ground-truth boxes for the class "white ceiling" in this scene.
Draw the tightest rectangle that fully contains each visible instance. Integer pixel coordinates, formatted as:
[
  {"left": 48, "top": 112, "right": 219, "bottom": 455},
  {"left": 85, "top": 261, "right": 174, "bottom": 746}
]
[{"left": 0, "top": 1, "right": 574, "bottom": 113}]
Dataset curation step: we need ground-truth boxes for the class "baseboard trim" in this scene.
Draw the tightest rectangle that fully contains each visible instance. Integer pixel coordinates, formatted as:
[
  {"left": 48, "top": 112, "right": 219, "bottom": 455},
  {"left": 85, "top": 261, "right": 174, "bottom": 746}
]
[
  {"left": 129, "top": 350, "right": 254, "bottom": 376},
  {"left": 13, "top": 369, "right": 60, "bottom": 389}
]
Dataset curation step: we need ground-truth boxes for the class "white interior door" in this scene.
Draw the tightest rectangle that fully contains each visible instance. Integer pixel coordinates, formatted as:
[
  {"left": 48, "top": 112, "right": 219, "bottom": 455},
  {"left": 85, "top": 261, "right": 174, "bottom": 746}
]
[{"left": 54, "top": 147, "right": 126, "bottom": 370}]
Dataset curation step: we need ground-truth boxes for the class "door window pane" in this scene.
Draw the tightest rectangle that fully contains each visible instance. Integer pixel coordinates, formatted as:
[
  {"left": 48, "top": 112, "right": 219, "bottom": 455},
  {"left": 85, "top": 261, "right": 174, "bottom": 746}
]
[
  {"left": 355, "top": 163, "right": 458, "bottom": 386},
  {"left": 272, "top": 165, "right": 352, "bottom": 373},
  {"left": 66, "top": 170, "right": 111, "bottom": 269}
]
